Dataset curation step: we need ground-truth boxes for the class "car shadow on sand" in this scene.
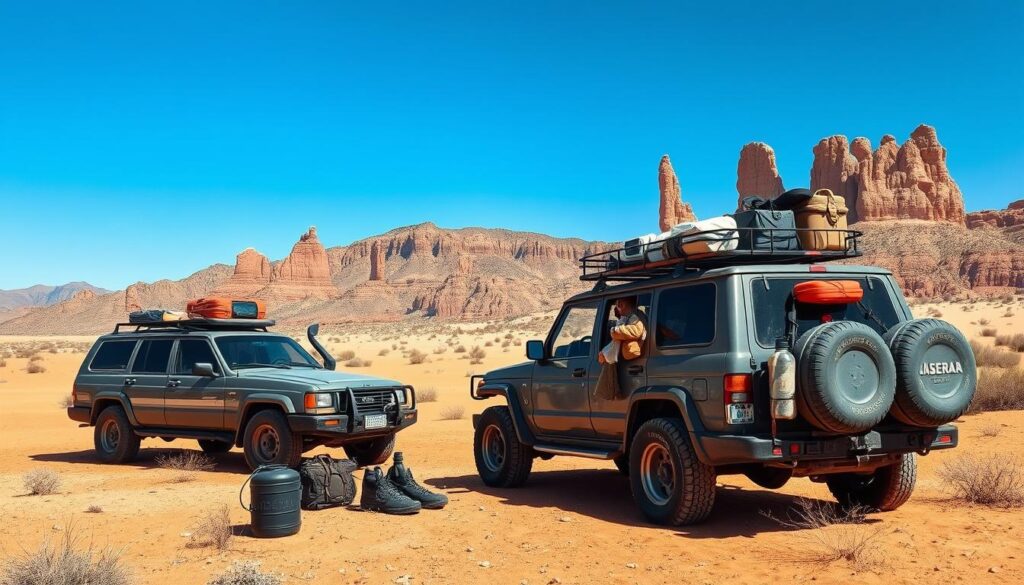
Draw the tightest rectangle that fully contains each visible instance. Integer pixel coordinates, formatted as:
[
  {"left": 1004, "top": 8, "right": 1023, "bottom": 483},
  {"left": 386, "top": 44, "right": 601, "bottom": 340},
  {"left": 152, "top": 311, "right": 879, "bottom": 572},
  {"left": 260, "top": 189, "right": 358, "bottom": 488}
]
[
  {"left": 30, "top": 447, "right": 253, "bottom": 475},
  {"left": 427, "top": 468, "right": 843, "bottom": 538}
]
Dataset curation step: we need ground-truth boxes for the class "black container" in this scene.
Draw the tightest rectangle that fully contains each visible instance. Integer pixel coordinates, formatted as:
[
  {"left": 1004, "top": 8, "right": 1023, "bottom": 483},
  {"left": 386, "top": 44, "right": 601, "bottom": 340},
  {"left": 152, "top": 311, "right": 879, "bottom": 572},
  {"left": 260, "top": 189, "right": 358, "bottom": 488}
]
[
  {"left": 733, "top": 209, "right": 799, "bottom": 251},
  {"left": 241, "top": 465, "right": 302, "bottom": 538}
]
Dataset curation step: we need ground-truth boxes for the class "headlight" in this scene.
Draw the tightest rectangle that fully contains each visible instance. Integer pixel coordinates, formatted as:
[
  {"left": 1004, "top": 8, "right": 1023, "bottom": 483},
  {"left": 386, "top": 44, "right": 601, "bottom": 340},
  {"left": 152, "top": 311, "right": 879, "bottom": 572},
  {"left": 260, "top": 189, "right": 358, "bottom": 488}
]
[
  {"left": 394, "top": 389, "right": 406, "bottom": 405},
  {"left": 304, "top": 393, "right": 336, "bottom": 414}
]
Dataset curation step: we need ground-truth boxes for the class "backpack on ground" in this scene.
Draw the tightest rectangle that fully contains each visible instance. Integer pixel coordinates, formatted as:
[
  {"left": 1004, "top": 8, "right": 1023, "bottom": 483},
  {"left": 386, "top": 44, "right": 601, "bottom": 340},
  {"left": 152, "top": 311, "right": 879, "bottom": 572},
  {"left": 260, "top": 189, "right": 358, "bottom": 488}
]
[{"left": 298, "top": 454, "right": 358, "bottom": 510}]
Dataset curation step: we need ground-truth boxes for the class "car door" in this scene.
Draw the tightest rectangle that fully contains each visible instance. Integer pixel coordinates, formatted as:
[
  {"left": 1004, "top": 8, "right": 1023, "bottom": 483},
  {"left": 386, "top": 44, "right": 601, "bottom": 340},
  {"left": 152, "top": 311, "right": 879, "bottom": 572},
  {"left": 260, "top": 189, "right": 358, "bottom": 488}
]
[
  {"left": 164, "top": 338, "right": 226, "bottom": 429},
  {"left": 530, "top": 302, "right": 599, "bottom": 437},
  {"left": 126, "top": 338, "right": 174, "bottom": 426},
  {"left": 588, "top": 293, "right": 652, "bottom": 440}
]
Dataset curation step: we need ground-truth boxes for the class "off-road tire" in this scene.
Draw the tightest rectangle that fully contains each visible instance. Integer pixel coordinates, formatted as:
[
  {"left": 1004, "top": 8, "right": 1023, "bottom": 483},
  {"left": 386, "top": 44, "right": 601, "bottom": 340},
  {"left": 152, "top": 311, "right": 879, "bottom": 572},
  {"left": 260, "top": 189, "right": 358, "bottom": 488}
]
[
  {"left": 198, "top": 439, "right": 232, "bottom": 454},
  {"left": 744, "top": 466, "right": 793, "bottom": 489},
  {"left": 613, "top": 454, "right": 630, "bottom": 476},
  {"left": 94, "top": 405, "right": 141, "bottom": 464},
  {"left": 826, "top": 453, "right": 917, "bottom": 511},
  {"left": 344, "top": 434, "right": 396, "bottom": 467},
  {"left": 242, "top": 410, "right": 303, "bottom": 470},
  {"left": 474, "top": 406, "right": 533, "bottom": 488},
  {"left": 629, "top": 418, "right": 716, "bottom": 525},
  {"left": 884, "top": 319, "right": 976, "bottom": 427},
  {"left": 795, "top": 321, "right": 896, "bottom": 434}
]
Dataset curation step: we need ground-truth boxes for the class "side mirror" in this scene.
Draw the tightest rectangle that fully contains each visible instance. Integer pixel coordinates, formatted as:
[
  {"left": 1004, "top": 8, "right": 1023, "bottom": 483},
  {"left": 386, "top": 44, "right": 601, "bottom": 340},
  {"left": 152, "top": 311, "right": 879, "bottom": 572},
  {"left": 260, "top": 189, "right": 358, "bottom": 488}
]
[
  {"left": 192, "top": 362, "right": 218, "bottom": 377},
  {"left": 525, "top": 340, "right": 546, "bottom": 361}
]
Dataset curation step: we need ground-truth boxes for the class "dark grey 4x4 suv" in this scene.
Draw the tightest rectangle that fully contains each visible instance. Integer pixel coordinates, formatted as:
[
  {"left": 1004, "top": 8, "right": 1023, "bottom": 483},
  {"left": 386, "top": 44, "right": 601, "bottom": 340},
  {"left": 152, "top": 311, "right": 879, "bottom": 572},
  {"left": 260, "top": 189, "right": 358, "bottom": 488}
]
[
  {"left": 471, "top": 263, "right": 975, "bottom": 525},
  {"left": 68, "top": 319, "right": 416, "bottom": 470}
]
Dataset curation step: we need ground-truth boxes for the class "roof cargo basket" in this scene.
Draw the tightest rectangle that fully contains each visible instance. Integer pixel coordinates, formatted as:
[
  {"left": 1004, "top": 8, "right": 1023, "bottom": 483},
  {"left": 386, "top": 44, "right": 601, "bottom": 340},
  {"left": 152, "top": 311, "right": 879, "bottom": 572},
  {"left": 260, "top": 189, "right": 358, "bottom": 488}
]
[
  {"left": 113, "top": 318, "right": 276, "bottom": 334},
  {"left": 580, "top": 227, "right": 862, "bottom": 282}
]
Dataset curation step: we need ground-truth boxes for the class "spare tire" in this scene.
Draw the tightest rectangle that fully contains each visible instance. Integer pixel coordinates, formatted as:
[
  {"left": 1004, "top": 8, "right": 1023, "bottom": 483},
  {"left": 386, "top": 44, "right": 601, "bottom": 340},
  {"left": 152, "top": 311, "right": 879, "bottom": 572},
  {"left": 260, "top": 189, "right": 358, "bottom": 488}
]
[
  {"left": 883, "top": 319, "right": 976, "bottom": 427},
  {"left": 794, "top": 321, "right": 896, "bottom": 434}
]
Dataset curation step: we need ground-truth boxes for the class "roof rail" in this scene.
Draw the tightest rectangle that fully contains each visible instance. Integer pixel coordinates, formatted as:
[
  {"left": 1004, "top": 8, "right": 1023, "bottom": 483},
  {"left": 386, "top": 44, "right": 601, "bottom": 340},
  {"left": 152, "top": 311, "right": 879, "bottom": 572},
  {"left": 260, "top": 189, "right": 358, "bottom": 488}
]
[
  {"left": 580, "top": 227, "right": 862, "bottom": 282},
  {"left": 112, "top": 318, "right": 276, "bottom": 334}
]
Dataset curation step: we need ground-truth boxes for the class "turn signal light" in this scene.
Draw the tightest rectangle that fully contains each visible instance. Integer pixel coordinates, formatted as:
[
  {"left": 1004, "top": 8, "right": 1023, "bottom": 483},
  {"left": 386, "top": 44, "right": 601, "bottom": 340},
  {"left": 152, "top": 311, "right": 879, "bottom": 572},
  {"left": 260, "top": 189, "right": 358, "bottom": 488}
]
[
  {"left": 936, "top": 434, "right": 952, "bottom": 444},
  {"left": 724, "top": 374, "right": 751, "bottom": 403},
  {"left": 304, "top": 393, "right": 335, "bottom": 414}
]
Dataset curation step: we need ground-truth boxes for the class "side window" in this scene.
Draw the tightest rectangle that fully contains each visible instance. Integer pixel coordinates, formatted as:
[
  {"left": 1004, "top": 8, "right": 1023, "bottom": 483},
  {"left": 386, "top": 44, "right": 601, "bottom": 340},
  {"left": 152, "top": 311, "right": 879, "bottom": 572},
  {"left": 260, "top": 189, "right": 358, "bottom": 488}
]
[
  {"left": 132, "top": 339, "right": 173, "bottom": 374},
  {"left": 600, "top": 293, "right": 652, "bottom": 346},
  {"left": 89, "top": 340, "right": 138, "bottom": 371},
  {"left": 655, "top": 283, "right": 716, "bottom": 347},
  {"left": 175, "top": 339, "right": 220, "bottom": 374},
  {"left": 549, "top": 304, "right": 599, "bottom": 359}
]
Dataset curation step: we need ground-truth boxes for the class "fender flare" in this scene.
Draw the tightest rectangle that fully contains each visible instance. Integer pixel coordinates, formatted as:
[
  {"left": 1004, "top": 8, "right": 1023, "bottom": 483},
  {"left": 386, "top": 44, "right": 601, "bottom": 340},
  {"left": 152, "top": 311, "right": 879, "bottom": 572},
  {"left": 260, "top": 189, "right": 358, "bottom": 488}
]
[
  {"left": 233, "top": 395, "right": 297, "bottom": 446},
  {"left": 623, "top": 386, "right": 711, "bottom": 463},
  {"left": 475, "top": 381, "right": 538, "bottom": 446},
  {"left": 90, "top": 392, "right": 140, "bottom": 426}
]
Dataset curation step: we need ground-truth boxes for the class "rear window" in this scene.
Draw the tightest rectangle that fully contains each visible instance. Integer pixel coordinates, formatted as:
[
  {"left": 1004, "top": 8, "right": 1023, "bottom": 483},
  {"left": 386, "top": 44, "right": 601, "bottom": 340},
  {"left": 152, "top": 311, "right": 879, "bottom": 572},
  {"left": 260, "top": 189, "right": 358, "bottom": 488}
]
[
  {"left": 655, "top": 283, "right": 716, "bottom": 347},
  {"left": 131, "top": 339, "right": 174, "bottom": 374},
  {"left": 89, "top": 340, "right": 137, "bottom": 371},
  {"left": 751, "top": 277, "right": 901, "bottom": 347}
]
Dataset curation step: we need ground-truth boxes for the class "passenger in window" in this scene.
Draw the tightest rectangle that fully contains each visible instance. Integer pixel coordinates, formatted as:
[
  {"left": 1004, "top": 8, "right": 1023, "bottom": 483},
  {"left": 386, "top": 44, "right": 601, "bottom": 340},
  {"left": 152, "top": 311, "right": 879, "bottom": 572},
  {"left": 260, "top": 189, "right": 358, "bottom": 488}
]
[{"left": 595, "top": 296, "right": 648, "bottom": 400}]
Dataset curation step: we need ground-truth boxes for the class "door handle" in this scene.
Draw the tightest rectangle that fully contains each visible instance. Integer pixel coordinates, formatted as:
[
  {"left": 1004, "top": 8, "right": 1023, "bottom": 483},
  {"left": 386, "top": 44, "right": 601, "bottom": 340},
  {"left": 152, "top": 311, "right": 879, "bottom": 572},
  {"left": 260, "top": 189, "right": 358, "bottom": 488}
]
[
  {"left": 627, "top": 365, "right": 644, "bottom": 375},
  {"left": 167, "top": 379, "right": 181, "bottom": 388},
  {"left": 571, "top": 368, "right": 586, "bottom": 378},
  {"left": 124, "top": 378, "right": 136, "bottom": 386}
]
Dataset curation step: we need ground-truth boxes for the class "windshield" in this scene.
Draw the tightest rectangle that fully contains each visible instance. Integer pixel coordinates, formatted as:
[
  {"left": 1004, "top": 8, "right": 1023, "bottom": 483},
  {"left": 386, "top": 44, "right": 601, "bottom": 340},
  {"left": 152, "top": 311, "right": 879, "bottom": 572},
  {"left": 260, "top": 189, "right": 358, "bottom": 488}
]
[
  {"left": 214, "top": 335, "right": 321, "bottom": 369},
  {"left": 751, "top": 276, "right": 902, "bottom": 347}
]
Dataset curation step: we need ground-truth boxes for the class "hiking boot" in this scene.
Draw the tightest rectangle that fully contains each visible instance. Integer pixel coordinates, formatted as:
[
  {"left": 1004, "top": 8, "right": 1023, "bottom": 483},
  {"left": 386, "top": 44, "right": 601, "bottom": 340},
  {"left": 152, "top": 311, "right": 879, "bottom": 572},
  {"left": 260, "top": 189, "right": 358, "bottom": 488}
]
[
  {"left": 386, "top": 452, "right": 449, "bottom": 510},
  {"left": 360, "top": 466, "right": 421, "bottom": 514}
]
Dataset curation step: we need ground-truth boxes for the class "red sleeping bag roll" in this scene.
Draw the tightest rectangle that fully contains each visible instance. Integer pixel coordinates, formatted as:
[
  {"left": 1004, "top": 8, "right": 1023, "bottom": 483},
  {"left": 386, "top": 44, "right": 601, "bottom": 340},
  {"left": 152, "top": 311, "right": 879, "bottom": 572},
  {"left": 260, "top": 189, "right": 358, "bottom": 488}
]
[
  {"left": 187, "top": 298, "right": 267, "bottom": 319},
  {"left": 793, "top": 280, "right": 864, "bottom": 305}
]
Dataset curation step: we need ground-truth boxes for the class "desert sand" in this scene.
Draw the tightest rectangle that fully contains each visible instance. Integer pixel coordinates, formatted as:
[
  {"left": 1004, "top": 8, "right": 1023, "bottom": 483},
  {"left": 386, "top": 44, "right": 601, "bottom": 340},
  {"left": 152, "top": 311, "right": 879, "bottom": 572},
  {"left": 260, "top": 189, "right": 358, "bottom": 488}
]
[{"left": 1, "top": 302, "right": 1022, "bottom": 584}]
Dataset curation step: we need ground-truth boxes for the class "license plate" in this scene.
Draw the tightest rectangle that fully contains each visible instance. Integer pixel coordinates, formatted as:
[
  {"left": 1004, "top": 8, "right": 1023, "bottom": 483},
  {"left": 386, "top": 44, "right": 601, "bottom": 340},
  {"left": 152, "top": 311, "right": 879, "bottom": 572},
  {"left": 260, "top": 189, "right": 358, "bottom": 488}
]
[
  {"left": 727, "top": 403, "right": 755, "bottom": 424},
  {"left": 364, "top": 414, "right": 388, "bottom": 429}
]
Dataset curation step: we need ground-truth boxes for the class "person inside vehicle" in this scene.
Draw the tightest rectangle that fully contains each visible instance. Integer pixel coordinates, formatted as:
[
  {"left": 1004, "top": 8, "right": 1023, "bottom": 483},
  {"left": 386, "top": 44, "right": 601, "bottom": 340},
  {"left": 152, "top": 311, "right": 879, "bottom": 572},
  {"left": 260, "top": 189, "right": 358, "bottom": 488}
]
[{"left": 595, "top": 296, "right": 648, "bottom": 400}]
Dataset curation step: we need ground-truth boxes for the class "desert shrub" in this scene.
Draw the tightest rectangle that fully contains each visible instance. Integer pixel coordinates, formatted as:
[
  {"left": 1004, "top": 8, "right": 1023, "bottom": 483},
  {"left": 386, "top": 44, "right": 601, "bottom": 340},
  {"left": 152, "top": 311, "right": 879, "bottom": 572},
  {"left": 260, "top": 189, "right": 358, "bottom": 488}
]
[
  {"left": 995, "top": 334, "right": 1024, "bottom": 352},
  {"left": 344, "top": 357, "right": 371, "bottom": 368},
  {"left": 418, "top": 387, "right": 438, "bottom": 403},
  {"left": 29, "top": 354, "right": 44, "bottom": 362},
  {"left": 432, "top": 347, "right": 447, "bottom": 355},
  {"left": 0, "top": 357, "right": 6, "bottom": 367},
  {"left": 979, "top": 423, "right": 1003, "bottom": 438},
  {"left": 762, "top": 498, "right": 881, "bottom": 569},
  {"left": 970, "top": 340, "right": 1021, "bottom": 368},
  {"left": 187, "top": 505, "right": 233, "bottom": 550},
  {"left": 979, "top": 318, "right": 991, "bottom": 326},
  {"left": 86, "top": 504, "right": 104, "bottom": 514},
  {"left": 23, "top": 469, "right": 62, "bottom": 495},
  {"left": 969, "top": 368, "right": 1024, "bottom": 412},
  {"left": 1004, "top": 310, "right": 1015, "bottom": 318},
  {"left": 469, "top": 346, "right": 486, "bottom": 365},
  {"left": 439, "top": 405, "right": 465, "bottom": 420},
  {"left": 378, "top": 348, "right": 390, "bottom": 356},
  {"left": 938, "top": 454, "right": 1024, "bottom": 507},
  {"left": 1, "top": 526, "right": 132, "bottom": 585},
  {"left": 454, "top": 345, "right": 467, "bottom": 353},
  {"left": 207, "top": 561, "right": 280, "bottom": 585},
  {"left": 155, "top": 451, "right": 215, "bottom": 482},
  {"left": 337, "top": 350, "right": 356, "bottom": 361},
  {"left": 981, "top": 328, "right": 998, "bottom": 337},
  {"left": 408, "top": 349, "right": 427, "bottom": 365},
  {"left": 26, "top": 362, "right": 46, "bottom": 374}
]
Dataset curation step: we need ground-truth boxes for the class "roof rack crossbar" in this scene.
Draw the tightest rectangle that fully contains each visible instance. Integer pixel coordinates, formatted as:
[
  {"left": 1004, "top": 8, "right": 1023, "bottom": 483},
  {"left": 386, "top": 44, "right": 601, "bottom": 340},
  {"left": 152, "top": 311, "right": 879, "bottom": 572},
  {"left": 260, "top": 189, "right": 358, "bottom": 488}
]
[{"left": 112, "top": 318, "right": 276, "bottom": 334}]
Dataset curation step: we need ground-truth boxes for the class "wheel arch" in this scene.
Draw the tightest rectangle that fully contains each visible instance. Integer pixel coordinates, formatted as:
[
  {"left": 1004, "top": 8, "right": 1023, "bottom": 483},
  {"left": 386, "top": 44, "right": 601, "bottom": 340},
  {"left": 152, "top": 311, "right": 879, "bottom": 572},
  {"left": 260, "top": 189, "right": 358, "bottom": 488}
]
[
  {"left": 234, "top": 396, "right": 293, "bottom": 447},
  {"left": 624, "top": 387, "right": 709, "bottom": 462},
  {"left": 471, "top": 381, "right": 537, "bottom": 446},
  {"left": 90, "top": 393, "right": 139, "bottom": 426}
]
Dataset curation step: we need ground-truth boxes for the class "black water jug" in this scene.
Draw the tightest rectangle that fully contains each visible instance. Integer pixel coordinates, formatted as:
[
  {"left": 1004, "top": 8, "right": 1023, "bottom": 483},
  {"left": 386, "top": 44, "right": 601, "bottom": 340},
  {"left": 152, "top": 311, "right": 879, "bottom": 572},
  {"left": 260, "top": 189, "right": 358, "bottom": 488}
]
[{"left": 240, "top": 465, "right": 301, "bottom": 538}]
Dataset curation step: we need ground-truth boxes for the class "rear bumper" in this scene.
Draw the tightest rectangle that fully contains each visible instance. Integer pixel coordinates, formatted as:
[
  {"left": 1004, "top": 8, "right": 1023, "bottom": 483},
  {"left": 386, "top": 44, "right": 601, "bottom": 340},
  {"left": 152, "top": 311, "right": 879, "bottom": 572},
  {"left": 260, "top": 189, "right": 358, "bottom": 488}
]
[
  {"left": 67, "top": 406, "right": 91, "bottom": 424},
  {"left": 287, "top": 408, "right": 417, "bottom": 438},
  {"left": 693, "top": 424, "right": 958, "bottom": 466}
]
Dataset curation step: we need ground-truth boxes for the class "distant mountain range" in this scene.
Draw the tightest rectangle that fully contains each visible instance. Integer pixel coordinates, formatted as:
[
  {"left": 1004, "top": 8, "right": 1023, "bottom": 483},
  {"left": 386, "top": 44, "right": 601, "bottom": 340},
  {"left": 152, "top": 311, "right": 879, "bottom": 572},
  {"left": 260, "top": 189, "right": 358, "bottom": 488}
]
[{"left": 0, "top": 282, "right": 111, "bottom": 312}]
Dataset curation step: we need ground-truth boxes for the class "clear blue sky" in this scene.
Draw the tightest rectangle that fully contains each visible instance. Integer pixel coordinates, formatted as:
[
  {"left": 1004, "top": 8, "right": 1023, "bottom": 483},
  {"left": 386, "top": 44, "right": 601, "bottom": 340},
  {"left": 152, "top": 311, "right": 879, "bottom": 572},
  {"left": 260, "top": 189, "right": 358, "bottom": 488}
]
[{"left": 1, "top": 1, "right": 1022, "bottom": 290}]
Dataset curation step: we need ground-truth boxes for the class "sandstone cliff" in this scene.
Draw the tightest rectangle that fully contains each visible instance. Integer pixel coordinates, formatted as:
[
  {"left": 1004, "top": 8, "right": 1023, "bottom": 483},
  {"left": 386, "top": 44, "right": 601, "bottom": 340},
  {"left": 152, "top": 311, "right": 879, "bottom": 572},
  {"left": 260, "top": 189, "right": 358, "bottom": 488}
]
[
  {"left": 736, "top": 142, "right": 784, "bottom": 208},
  {"left": 658, "top": 155, "right": 697, "bottom": 231}
]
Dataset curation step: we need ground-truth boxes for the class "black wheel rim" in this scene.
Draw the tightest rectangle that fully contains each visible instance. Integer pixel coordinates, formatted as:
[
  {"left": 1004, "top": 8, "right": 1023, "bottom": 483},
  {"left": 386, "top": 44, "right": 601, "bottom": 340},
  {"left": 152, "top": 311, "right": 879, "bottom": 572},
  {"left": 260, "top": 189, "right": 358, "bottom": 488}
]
[
  {"left": 100, "top": 419, "right": 120, "bottom": 452},
  {"left": 481, "top": 424, "right": 506, "bottom": 472},
  {"left": 640, "top": 443, "right": 675, "bottom": 506}
]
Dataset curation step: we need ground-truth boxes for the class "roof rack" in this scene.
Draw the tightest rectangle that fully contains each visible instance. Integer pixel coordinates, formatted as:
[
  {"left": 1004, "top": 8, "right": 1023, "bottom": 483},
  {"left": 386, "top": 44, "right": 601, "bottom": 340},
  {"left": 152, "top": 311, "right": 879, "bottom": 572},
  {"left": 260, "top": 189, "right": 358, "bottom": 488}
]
[
  {"left": 112, "top": 318, "right": 276, "bottom": 334},
  {"left": 580, "top": 227, "right": 862, "bottom": 282}
]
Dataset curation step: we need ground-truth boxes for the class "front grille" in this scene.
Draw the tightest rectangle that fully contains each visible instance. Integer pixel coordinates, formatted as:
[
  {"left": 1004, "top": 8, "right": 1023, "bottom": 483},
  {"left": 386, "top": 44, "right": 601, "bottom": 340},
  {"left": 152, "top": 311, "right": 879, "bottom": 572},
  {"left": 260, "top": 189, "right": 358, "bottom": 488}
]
[{"left": 349, "top": 388, "right": 397, "bottom": 415}]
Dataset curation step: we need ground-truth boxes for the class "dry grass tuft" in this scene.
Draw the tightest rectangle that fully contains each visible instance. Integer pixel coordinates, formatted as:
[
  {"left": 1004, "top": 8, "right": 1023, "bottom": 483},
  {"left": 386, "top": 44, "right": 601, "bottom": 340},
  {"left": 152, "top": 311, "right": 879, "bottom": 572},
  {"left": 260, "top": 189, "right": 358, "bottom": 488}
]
[
  {"left": 453, "top": 345, "right": 467, "bottom": 353},
  {"left": 337, "top": 350, "right": 356, "bottom": 361},
  {"left": 207, "top": 560, "right": 280, "bottom": 585},
  {"left": 995, "top": 333, "right": 1024, "bottom": 352},
  {"left": 970, "top": 340, "right": 1021, "bottom": 368},
  {"left": 1, "top": 525, "right": 132, "bottom": 585},
  {"left": 86, "top": 504, "right": 104, "bottom": 514},
  {"left": 187, "top": 505, "right": 233, "bottom": 550},
  {"left": 979, "top": 318, "right": 991, "bottom": 326},
  {"left": 762, "top": 498, "right": 882, "bottom": 571},
  {"left": 344, "top": 357, "right": 372, "bottom": 368},
  {"left": 23, "top": 469, "right": 62, "bottom": 496},
  {"left": 980, "top": 327, "right": 998, "bottom": 337},
  {"left": 439, "top": 405, "right": 465, "bottom": 420},
  {"left": 155, "top": 451, "right": 215, "bottom": 482},
  {"left": 969, "top": 368, "right": 1024, "bottom": 412},
  {"left": 408, "top": 349, "right": 427, "bottom": 365},
  {"left": 26, "top": 362, "right": 47, "bottom": 374},
  {"left": 469, "top": 346, "right": 486, "bottom": 365},
  {"left": 979, "top": 423, "right": 1003, "bottom": 438},
  {"left": 418, "top": 387, "right": 439, "bottom": 403},
  {"left": 938, "top": 454, "right": 1024, "bottom": 507},
  {"left": 377, "top": 348, "right": 390, "bottom": 356}
]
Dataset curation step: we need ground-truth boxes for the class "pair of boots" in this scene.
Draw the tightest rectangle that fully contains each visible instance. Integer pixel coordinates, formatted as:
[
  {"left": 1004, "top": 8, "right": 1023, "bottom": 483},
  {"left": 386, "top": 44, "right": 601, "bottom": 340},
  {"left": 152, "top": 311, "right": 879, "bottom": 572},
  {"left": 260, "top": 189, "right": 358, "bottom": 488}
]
[{"left": 360, "top": 452, "right": 448, "bottom": 515}]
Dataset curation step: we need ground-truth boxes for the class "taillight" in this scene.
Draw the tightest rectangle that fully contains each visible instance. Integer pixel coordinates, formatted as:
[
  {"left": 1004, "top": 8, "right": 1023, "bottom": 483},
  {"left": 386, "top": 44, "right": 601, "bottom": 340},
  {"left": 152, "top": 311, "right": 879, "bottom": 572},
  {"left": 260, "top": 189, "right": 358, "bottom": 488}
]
[
  {"left": 724, "top": 374, "right": 754, "bottom": 424},
  {"left": 71, "top": 386, "right": 77, "bottom": 405}
]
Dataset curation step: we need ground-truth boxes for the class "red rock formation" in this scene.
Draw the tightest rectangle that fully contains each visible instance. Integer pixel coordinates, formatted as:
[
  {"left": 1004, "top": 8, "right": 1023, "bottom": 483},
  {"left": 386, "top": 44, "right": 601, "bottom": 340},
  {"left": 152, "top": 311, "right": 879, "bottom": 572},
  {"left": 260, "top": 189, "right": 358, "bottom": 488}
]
[
  {"left": 960, "top": 252, "right": 1024, "bottom": 289},
  {"left": 966, "top": 200, "right": 1024, "bottom": 229},
  {"left": 811, "top": 125, "right": 965, "bottom": 224},
  {"left": 369, "top": 240, "right": 385, "bottom": 281},
  {"left": 268, "top": 227, "right": 335, "bottom": 299},
  {"left": 658, "top": 155, "right": 697, "bottom": 231},
  {"left": 213, "top": 248, "right": 272, "bottom": 297},
  {"left": 736, "top": 142, "right": 784, "bottom": 208}
]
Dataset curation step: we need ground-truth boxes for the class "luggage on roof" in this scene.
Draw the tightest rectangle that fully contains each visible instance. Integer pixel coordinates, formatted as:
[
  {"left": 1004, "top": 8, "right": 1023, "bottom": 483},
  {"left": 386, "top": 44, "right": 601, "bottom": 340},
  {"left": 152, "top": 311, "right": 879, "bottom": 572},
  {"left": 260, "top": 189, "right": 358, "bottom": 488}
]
[
  {"left": 662, "top": 216, "right": 738, "bottom": 258},
  {"left": 187, "top": 298, "right": 267, "bottom": 320},
  {"left": 793, "top": 189, "right": 849, "bottom": 251},
  {"left": 733, "top": 209, "right": 800, "bottom": 251},
  {"left": 128, "top": 309, "right": 187, "bottom": 324}
]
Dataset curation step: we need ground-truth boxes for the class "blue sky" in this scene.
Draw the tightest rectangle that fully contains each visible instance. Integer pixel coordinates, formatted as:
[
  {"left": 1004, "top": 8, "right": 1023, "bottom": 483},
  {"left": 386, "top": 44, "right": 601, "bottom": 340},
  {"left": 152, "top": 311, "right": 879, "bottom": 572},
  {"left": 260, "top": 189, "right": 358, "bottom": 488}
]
[{"left": 1, "top": 1, "right": 1021, "bottom": 290}]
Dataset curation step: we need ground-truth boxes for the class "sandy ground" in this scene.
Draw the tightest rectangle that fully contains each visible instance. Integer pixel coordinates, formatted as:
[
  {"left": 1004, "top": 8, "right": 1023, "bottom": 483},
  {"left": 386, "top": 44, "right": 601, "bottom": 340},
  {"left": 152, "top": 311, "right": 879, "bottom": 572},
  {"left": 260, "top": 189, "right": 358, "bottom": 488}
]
[{"left": 1, "top": 302, "right": 1022, "bottom": 584}]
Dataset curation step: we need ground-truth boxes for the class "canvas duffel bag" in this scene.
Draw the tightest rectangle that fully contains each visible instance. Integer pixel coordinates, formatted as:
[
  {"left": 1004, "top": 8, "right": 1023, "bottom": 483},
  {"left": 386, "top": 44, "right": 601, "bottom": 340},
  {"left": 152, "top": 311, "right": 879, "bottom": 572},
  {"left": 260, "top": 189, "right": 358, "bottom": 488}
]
[
  {"left": 793, "top": 189, "right": 849, "bottom": 251},
  {"left": 733, "top": 209, "right": 800, "bottom": 251},
  {"left": 663, "top": 215, "right": 739, "bottom": 258},
  {"left": 128, "top": 309, "right": 186, "bottom": 324},
  {"left": 299, "top": 454, "right": 358, "bottom": 510},
  {"left": 187, "top": 297, "right": 267, "bottom": 320}
]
